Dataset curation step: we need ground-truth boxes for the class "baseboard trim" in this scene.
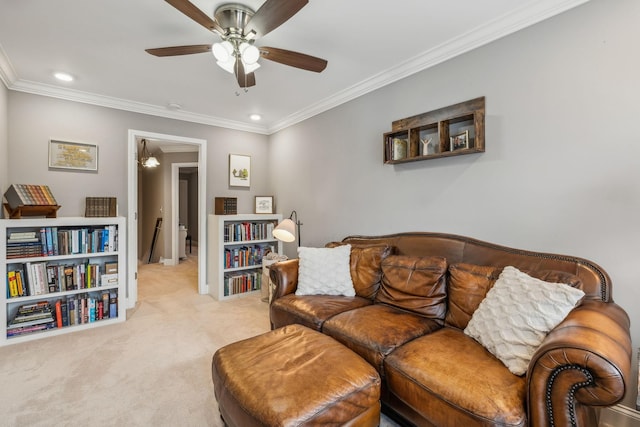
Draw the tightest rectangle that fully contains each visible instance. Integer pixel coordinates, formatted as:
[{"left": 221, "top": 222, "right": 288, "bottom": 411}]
[{"left": 600, "top": 404, "right": 640, "bottom": 427}]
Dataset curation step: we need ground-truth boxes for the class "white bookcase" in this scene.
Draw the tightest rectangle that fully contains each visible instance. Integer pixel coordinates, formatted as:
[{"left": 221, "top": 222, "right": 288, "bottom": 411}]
[
  {"left": 208, "top": 214, "right": 282, "bottom": 301},
  {"left": 0, "top": 216, "right": 126, "bottom": 346}
]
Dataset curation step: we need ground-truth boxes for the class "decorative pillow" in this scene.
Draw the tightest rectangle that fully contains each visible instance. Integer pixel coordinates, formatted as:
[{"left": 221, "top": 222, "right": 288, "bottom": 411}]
[
  {"left": 464, "top": 266, "right": 585, "bottom": 376},
  {"left": 376, "top": 255, "right": 447, "bottom": 321},
  {"left": 295, "top": 245, "right": 355, "bottom": 296},
  {"left": 325, "top": 242, "right": 393, "bottom": 299},
  {"left": 445, "top": 263, "right": 501, "bottom": 330}
]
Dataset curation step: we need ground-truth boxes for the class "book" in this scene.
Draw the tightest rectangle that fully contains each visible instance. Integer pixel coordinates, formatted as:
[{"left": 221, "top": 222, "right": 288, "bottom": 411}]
[
  {"left": 55, "top": 300, "right": 63, "bottom": 328},
  {"left": 3, "top": 184, "right": 58, "bottom": 208},
  {"left": 109, "top": 292, "right": 118, "bottom": 318},
  {"left": 7, "top": 270, "right": 19, "bottom": 298}
]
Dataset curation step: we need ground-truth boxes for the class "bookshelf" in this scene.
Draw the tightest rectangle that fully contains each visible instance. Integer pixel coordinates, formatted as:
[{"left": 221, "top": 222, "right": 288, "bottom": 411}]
[
  {"left": 207, "top": 214, "right": 282, "bottom": 300},
  {"left": 0, "top": 216, "right": 126, "bottom": 346}
]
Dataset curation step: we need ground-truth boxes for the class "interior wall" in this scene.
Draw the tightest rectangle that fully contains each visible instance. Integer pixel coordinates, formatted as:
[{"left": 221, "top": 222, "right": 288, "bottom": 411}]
[
  {"left": 0, "top": 81, "right": 8, "bottom": 218},
  {"left": 6, "top": 92, "right": 270, "bottom": 217},
  {"left": 269, "top": 0, "right": 640, "bottom": 407},
  {"left": 139, "top": 150, "right": 164, "bottom": 262}
]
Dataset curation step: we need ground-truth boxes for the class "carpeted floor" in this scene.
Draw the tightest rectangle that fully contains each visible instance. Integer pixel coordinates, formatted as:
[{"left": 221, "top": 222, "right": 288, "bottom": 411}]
[{"left": 1, "top": 246, "right": 399, "bottom": 426}]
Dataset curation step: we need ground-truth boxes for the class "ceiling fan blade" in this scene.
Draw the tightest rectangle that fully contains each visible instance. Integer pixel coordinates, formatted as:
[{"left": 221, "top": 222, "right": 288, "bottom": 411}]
[
  {"left": 146, "top": 45, "right": 211, "bottom": 57},
  {"left": 260, "top": 47, "right": 327, "bottom": 72},
  {"left": 235, "top": 61, "right": 256, "bottom": 88},
  {"left": 165, "top": 0, "right": 225, "bottom": 34},
  {"left": 244, "top": 0, "right": 308, "bottom": 38}
]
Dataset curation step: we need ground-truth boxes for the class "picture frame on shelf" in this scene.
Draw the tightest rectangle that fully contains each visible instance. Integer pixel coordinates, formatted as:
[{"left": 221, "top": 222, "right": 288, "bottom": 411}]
[
  {"left": 229, "top": 154, "right": 251, "bottom": 187},
  {"left": 392, "top": 138, "right": 408, "bottom": 160},
  {"left": 48, "top": 140, "right": 98, "bottom": 172},
  {"left": 255, "top": 196, "right": 274, "bottom": 214},
  {"left": 449, "top": 130, "right": 469, "bottom": 151}
]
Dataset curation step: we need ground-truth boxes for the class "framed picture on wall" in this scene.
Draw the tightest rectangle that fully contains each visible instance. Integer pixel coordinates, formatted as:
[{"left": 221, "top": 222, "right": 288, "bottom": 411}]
[
  {"left": 449, "top": 130, "right": 469, "bottom": 152},
  {"left": 255, "top": 196, "right": 274, "bottom": 214},
  {"left": 48, "top": 140, "right": 98, "bottom": 172},
  {"left": 229, "top": 154, "right": 250, "bottom": 187}
]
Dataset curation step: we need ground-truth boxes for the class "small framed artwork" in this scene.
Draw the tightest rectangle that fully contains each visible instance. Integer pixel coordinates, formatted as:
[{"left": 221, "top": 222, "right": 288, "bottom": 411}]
[
  {"left": 255, "top": 196, "right": 274, "bottom": 214},
  {"left": 449, "top": 130, "right": 469, "bottom": 152},
  {"left": 49, "top": 140, "right": 98, "bottom": 172},
  {"left": 229, "top": 154, "right": 250, "bottom": 187}
]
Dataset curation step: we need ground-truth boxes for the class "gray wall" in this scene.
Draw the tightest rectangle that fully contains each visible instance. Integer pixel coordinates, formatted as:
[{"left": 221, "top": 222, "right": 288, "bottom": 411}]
[
  {"left": 269, "top": 0, "right": 640, "bottom": 407},
  {"left": 0, "top": 80, "right": 8, "bottom": 216},
  {"left": 7, "top": 91, "right": 270, "bottom": 219}
]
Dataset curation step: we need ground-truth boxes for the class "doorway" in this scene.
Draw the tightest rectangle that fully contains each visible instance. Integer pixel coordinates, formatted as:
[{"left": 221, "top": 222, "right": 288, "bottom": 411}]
[{"left": 127, "top": 130, "right": 207, "bottom": 309}]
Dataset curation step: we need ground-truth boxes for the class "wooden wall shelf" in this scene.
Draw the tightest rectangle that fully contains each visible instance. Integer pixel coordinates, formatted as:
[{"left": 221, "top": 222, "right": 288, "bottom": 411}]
[{"left": 384, "top": 97, "right": 485, "bottom": 164}]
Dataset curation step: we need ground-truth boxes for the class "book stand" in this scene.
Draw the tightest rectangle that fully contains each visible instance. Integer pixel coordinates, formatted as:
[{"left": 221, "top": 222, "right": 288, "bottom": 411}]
[{"left": 3, "top": 203, "right": 60, "bottom": 219}]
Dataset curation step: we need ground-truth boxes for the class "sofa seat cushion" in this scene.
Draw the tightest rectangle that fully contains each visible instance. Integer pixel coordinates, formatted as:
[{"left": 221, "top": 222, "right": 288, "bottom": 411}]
[
  {"left": 270, "top": 294, "right": 372, "bottom": 330},
  {"left": 323, "top": 304, "right": 442, "bottom": 375},
  {"left": 384, "top": 327, "right": 526, "bottom": 427}
]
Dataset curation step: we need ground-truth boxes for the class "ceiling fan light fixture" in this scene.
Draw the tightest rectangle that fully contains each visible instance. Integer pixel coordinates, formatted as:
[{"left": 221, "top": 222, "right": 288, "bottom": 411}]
[
  {"left": 212, "top": 41, "right": 234, "bottom": 62},
  {"left": 217, "top": 58, "right": 236, "bottom": 73},
  {"left": 239, "top": 43, "right": 260, "bottom": 64},
  {"left": 242, "top": 61, "right": 260, "bottom": 73}
]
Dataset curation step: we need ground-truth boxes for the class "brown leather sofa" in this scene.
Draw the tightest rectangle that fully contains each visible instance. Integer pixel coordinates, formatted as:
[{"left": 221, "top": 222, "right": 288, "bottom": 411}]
[{"left": 269, "top": 232, "right": 632, "bottom": 427}]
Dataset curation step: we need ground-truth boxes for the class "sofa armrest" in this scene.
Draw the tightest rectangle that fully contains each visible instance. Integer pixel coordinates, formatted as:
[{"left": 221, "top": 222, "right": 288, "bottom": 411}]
[
  {"left": 269, "top": 259, "right": 299, "bottom": 302},
  {"left": 527, "top": 300, "right": 631, "bottom": 427}
]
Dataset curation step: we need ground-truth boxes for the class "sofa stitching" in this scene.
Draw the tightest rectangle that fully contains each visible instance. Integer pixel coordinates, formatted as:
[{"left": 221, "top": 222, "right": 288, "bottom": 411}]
[{"left": 545, "top": 365, "right": 593, "bottom": 427}]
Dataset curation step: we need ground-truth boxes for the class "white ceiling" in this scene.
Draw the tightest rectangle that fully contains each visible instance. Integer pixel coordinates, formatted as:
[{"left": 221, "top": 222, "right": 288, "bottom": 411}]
[{"left": 0, "top": 0, "right": 589, "bottom": 134}]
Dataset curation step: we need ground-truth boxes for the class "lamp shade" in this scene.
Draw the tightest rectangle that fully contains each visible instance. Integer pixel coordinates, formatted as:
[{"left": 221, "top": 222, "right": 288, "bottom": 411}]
[
  {"left": 272, "top": 218, "right": 296, "bottom": 242},
  {"left": 239, "top": 42, "right": 260, "bottom": 64},
  {"left": 212, "top": 41, "right": 234, "bottom": 62},
  {"left": 143, "top": 156, "right": 160, "bottom": 168}
]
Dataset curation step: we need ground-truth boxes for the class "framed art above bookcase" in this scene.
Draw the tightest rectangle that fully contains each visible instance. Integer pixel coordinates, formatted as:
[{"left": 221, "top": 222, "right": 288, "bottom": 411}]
[{"left": 384, "top": 97, "right": 485, "bottom": 164}]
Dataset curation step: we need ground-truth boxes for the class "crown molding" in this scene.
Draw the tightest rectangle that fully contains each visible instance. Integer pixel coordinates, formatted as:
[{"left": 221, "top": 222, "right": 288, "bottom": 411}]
[
  {"left": 0, "top": 43, "right": 17, "bottom": 88},
  {"left": 6, "top": 78, "right": 270, "bottom": 135},
  {"left": 0, "top": 0, "right": 589, "bottom": 136},
  {"left": 266, "top": 0, "right": 590, "bottom": 133}
]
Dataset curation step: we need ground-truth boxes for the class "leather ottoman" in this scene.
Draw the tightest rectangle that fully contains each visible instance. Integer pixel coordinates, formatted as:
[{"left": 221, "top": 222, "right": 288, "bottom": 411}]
[{"left": 211, "top": 324, "right": 381, "bottom": 427}]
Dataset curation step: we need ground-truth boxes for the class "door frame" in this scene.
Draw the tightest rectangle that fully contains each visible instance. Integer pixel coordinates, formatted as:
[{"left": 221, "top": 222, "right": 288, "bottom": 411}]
[
  {"left": 171, "top": 162, "right": 198, "bottom": 265},
  {"left": 127, "top": 130, "right": 208, "bottom": 308}
]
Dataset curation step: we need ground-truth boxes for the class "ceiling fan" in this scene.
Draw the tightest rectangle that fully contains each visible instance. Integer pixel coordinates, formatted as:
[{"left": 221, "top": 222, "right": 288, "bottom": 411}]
[{"left": 146, "top": 0, "right": 328, "bottom": 88}]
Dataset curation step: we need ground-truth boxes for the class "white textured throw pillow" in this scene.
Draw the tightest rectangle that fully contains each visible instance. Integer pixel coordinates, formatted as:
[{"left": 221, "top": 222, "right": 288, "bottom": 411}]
[
  {"left": 464, "top": 266, "right": 585, "bottom": 376},
  {"left": 296, "top": 245, "right": 355, "bottom": 296}
]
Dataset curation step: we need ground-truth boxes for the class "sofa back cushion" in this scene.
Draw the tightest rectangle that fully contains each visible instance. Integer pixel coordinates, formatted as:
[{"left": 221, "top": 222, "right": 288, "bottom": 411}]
[
  {"left": 376, "top": 255, "right": 447, "bottom": 322},
  {"left": 445, "top": 263, "right": 501, "bottom": 330},
  {"left": 326, "top": 242, "right": 393, "bottom": 299},
  {"left": 445, "top": 264, "right": 584, "bottom": 330}
]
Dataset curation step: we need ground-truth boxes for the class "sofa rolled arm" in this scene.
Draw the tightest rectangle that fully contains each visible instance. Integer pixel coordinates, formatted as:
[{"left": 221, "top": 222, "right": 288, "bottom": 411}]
[
  {"left": 269, "top": 259, "right": 299, "bottom": 302},
  {"left": 527, "top": 300, "right": 632, "bottom": 427}
]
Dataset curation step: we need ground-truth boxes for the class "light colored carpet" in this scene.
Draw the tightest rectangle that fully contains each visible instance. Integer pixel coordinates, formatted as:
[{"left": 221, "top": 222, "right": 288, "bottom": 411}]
[{"left": 0, "top": 247, "right": 399, "bottom": 426}]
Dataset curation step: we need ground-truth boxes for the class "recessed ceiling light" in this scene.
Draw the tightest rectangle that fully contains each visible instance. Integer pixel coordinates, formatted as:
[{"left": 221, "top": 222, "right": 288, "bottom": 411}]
[
  {"left": 54, "top": 72, "right": 74, "bottom": 82},
  {"left": 249, "top": 114, "right": 261, "bottom": 121}
]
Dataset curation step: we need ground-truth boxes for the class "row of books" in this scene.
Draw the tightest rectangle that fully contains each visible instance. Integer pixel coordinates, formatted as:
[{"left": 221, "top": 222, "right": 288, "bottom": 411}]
[
  {"left": 7, "top": 293, "right": 118, "bottom": 337},
  {"left": 223, "top": 271, "right": 262, "bottom": 296},
  {"left": 7, "top": 301, "right": 55, "bottom": 336},
  {"left": 223, "top": 221, "right": 276, "bottom": 243},
  {"left": 3, "top": 184, "right": 57, "bottom": 209},
  {"left": 6, "top": 225, "right": 118, "bottom": 259},
  {"left": 224, "top": 244, "right": 273, "bottom": 269},
  {"left": 6, "top": 261, "right": 118, "bottom": 298}
]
